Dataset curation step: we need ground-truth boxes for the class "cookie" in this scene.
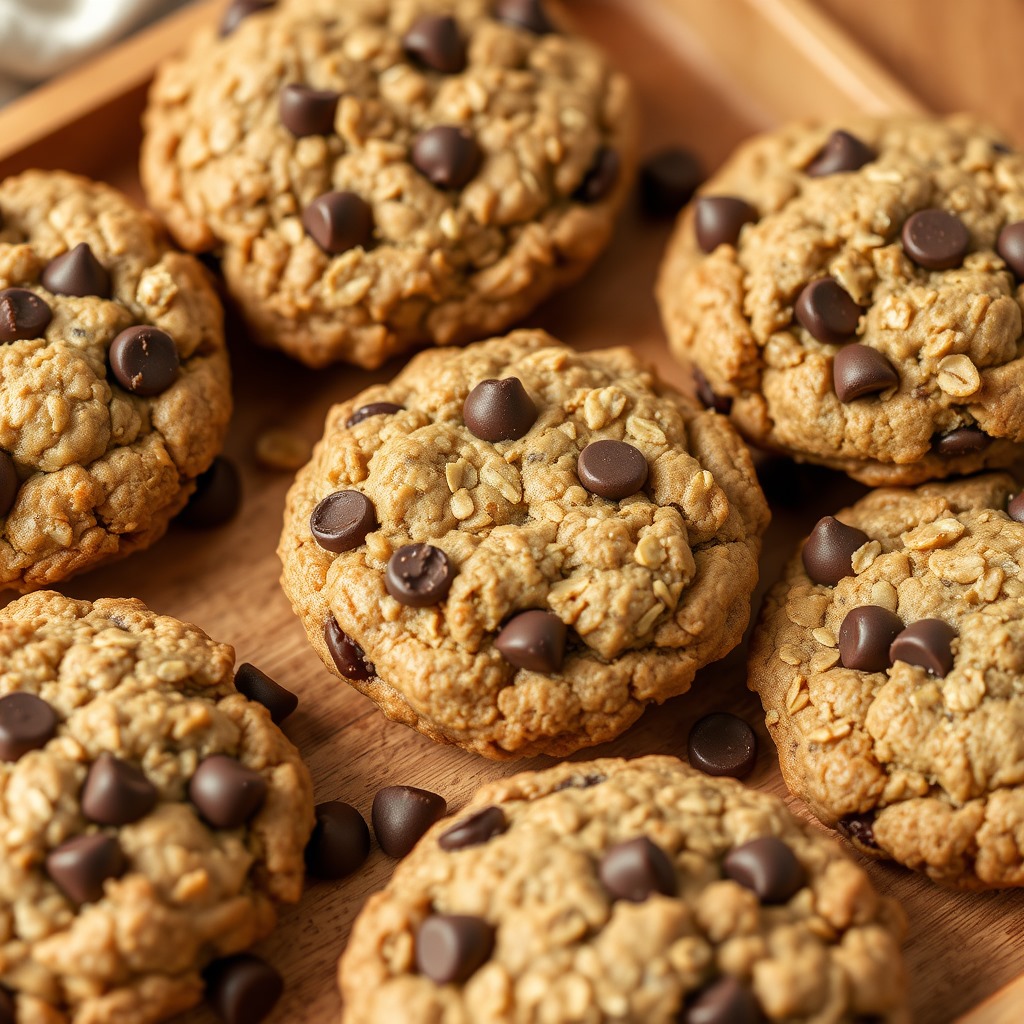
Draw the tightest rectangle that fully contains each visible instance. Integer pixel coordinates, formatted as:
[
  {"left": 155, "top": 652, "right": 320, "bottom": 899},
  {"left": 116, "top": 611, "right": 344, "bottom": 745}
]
[
  {"left": 339, "top": 755, "right": 910, "bottom": 1023},
  {"left": 749, "top": 472, "right": 1024, "bottom": 888},
  {"left": 279, "top": 330, "right": 768, "bottom": 758},
  {"left": 0, "top": 591, "right": 314, "bottom": 1023},
  {"left": 656, "top": 115, "right": 1024, "bottom": 486},
  {"left": 140, "top": 0, "right": 636, "bottom": 369},
  {"left": 0, "top": 170, "right": 231, "bottom": 592}
]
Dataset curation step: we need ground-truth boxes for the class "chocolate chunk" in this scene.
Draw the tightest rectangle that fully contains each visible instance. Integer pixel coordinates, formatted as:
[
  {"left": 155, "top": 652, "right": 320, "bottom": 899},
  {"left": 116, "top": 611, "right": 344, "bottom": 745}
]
[
  {"left": 234, "top": 663, "right": 298, "bottom": 724},
  {"left": 639, "top": 147, "right": 703, "bottom": 218},
  {"left": 189, "top": 755, "right": 267, "bottom": 829},
  {"left": 372, "top": 786, "right": 447, "bottom": 858},
  {"left": 415, "top": 914, "right": 495, "bottom": 984},
  {"left": 412, "top": 126, "right": 482, "bottom": 189},
  {"left": 794, "top": 278, "right": 861, "bottom": 344},
  {"left": 347, "top": 401, "right": 405, "bottom": 427},
  {"left": 838, "top": 606, "right": 903, "bottom": 672},
  {"left": 81, "top": 753, "right": 158, "bottom": 826},
  {"left": 997, "top": 220, "right": 1024, "bottom": 279},
  {"left": 220, "top": 0, "right": 274, "bottom": 36},
  {"left": 683, "top": 976, "right": 764, "bottom": 1024},
  {"left": 1008, "top": 492, "right": 1024, "bottom": 523},
  {"left": 0, "top": 450, "right": 17, "bottom": 517},
  {"left": 108, "top": 325, "right": 180, "bottom": 396},
  {"left": 310, "top": 490, "right": 377, "bottom": 552},
  {"left": 178, "top": 456, "right": 242, "bottom": 529},
  {"left": 0, "top": 692, "right": 57, "bottom": 761},
  {"left": 41, "top": 243, "right": 111, "bottom": 298},
  {"left": 279, "top": 83, "right": 340, "bottom": 137},
  {"left": 693, "top": 366, "right": 732, "bottom": 414},
  {"left": 574, "top": 146, "right": 620, "bottom": 203},
  {"left": 305, "top": 800, "right": 371, "bottom": 879},
  {"left": 577, "top": 439, "right": 648, "bottom": 500},
  {"left": 438, "top": 806, "right": 507, "bottom": 850},
  {"left": 889, "top": 618, "right": 956, "bottom": 677},
  {"left": 801, "top": 516, "right": 870, "bottom": 586},
  {"left": 204, "top": 954, "right": 283, "bottom": 1024},
  {"left": 324, "top": 617, "right": 375, "bottom": 680},
  {"left": 832, "top": 344, "right": 898, "bottom": 402},
  {"left": 723, "top": 836, "right": 805, "bottom": 904},
  {"left": 303, "top": 191, "right": 374, "bottom": 255},
  {"left": 494, "top": 0, "right": 554, "bottom": 34},
  {"left": 463, "top": 377, "right": 537, "bottom": 442},
  {"left": 599, "top": 837, "right": 677, "bottom": 902},
  {"left": 693, "top": 196, "right": 757, "bottom": 253},
  {"left": 46, "top": 834, "right": 125, "bottom": 904},
  {"left": 902, "top": 208, "right": 970, "bottom": 270},
  {"left": 687, "top": 712, "right": 757, "bottom": 779},
  {"left": 403, "top": 14, "right": 466, "bottom": 73},
  {"left": 385, "top": 544, "right": 455, "bottom": 607},
  {"left": 933, "top": 425, "right": 991, "bottom": 456},
  {"left": 806, "top": 129, "right": 875, "bottom": 177},
  {"left": 494, "top": 610, "right": 567, "bottom": 672},
  {"left": 0, "top": 287, "right": 52, "bottom": 343},
  {"left": 838, "top": 813, "right": 878, "bottom": 850}
]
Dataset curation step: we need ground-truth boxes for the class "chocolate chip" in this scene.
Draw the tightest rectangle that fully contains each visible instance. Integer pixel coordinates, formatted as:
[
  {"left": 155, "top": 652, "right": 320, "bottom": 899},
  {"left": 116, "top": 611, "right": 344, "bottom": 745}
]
[
  {"left": 463, "top": 377, "right": 537, "bottom": 442},
  {"left": 494, "top": 610, "right": 566, "bottom": 672},
  {"left": 412, "top": 126, "right": 481, "bottom": 189},
  {"left": 41, "top": 243, "right": 111, "bottom": 298},
  {"left": 234, "top": 663, "right": 297, "bottom": 724},
  {"left": 0, "top": 450, "right": 17, "bottom": 517},
  {"left": 889, "top": 618, "right": 956, "bottom": 677},
  {"left": 494, "top": 0, "right": 554, "bottom": 34},
  {"left": 279, "top": 83, "right": 340, "bottom": 137},
  {"left": 639, "top": 147, "right": 703, "bottom": 218},
  {"left": 574, "top": 146, "right": 620, "bottom": 204},
  {"left": 838, "top": 813, "right": 878, "bottom": 849},
  {"left": 838, "top": 606, "right": 903, "bottom": 672},
  {"left": 0, "top": 692, "right": 57, "bottom": 761},
  {"left": 933, "top": 425, "right": 991, "bottom": 456},
  {"left": 0, "top": 288, "right": 52, "bottom": 343},
  {"left": 693, "top": 367, "right": 732, "bottom": 414},
  {"left": 310, "top": 490, "right": 377, "bottom": 553},
  {"left": 997, "top": 220, "right": 1024, "bottom": 279},
  {"left": 801, "top": 516, "right": 870, "bottom": 586},
  {"left": 577, "top": 439, "right": 648, "bottom": 500},
  {"left": 324, "top": 617, "right": 375, "bottom": 680},
  {"left": 683, "top": 976, "right": 764, "bottom": 1024},
  {"left": 81, "top": 753, "right": 158, "bottom": 826},
  {"left": 178, "top": 456, "right": 242, "bottom": 529},
  {"left": 386, "top": 544, "right": 455, "bottom": 606},
  {"left": 415, "top": 914, "right": 495, "bottom": 984},
  {"left": 723, "top": 836, "right": 805, "bottom": 904},
  {"left": 694, "top": 196, "right": 757, "bottom": 253},
  {"left": 305, "top": 800, "right": 371, "bottom": 879},
  {"left": 805, "top": 129, "right": 875, "bottom": 177},
  {"left": 372, "top": 786, "right": 447, "bottom": 858},
  {"left": 108, "top": 325, "right": 179, "bottom": 396},
  {"left": 204, "top": 954, "right": 283, "bottom": 1024},
  {"left": 403, "top": 14, "right": 466, "bottom": 73},
  {"left": 902, "top": 208, "right": 970, "bottom": 270},
  {"left": 46, "top": 834, "right": 125, "bottom": 904},
  {"left": 687, "top": 713, "right": 757, "bottom": 779},
  {"left": 552, "top": 773, "right": 605, "bottom": 792},
  {"left": 833, "top": 344, "right": 898, "bottom": 402},
  {"left": 1008, "top": 492, "right": 1024, "bottom": 523},
  {"left": 438, "top": 806, "right": 507, "bottom": 850},
  {"left": 0, "top": 989, "right": 12, "bottom": 1024},
  {"left": 599, "top": 837, "right": 677, "bottom": 902},
  {"left": 220, "top": 0, "right": 274, "bottom": 36},
  {"left": 794, "top": 278, "right": 861, "bottom": 344},
  {"left": 303, "top": 191, "right": 374, "bottom": 255},
  {"left": 347, "top": 401, "right": 404, "bottom": 427},
  {"left": 189, "top": 755, "right": 267, "bottom": 829}
]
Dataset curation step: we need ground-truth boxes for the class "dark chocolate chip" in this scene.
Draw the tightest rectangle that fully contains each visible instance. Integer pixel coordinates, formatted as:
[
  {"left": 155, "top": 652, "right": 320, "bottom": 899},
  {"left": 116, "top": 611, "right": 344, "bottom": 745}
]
[
  {"left": 234, "top": 663, "right": 298, "bottom": 724},
  {"left": 385, "top": 544, "right": 455, "bottom": 607},
  {"left": 801, "top": 515, "right": 870, "bottom": 586},
  {"left": 833, "top": 344, "right": 898, "bottom": 402},
  {"left": 324, "top": 617, "right": 375, "bottom": 680},
  {"left": 577, "top": 439, "right": 648, "bottom": 500},
  {"left": 889, "top": 618, "right": 957, "bottom": 677},
  {"left": 723, "top": 836, "right": 805, "bottom": 904},
  {"left": 310, "top": 490, "right": 378, "bottom": 553},
  {"left": 1008, "top": 492, "right": 1024, "bottom": 523},
  {"left": 303, "top": 191, "right": 374, "bottom": 255},
  {"left": 41, "top": 243, "right": 111, "bottom": 298},
  {"left": 81, "top": 753, "right": 158, "bottom": 826},
  {"left": 933, "top": 425, "right": 991, "bottom": 456},
  {"left": 0, "top": 692, "right": 57, "bottom": 761},
  {"left": 794, "top": 278, "right": 861, "bottom": 344},
  {"left": 108, "top": 325, "right": 180, "bottom": 396},
  {"left": 46, "top": 834, "right": 125, "bottom": 904},
  {"left": 463, "top": 377, "right": 537, "bottom": 442},
  {"left": 305, "top": 800, "right": 371, "bottom": 879},
  {"left": 687, "top": 712, "right": 757, "bottom": 779},
  {"left": 805, "top": 129, "right": 875, "bottom": 177},
  {"left": 0, "top": 287, "right": 52, "bottom": 343},
  {"left": 204, "top": 954, "right": 283, "bottom": 1024},
  {"left": 220, "top": 0, "right": 275, "bottom": 36},
  {"left": 599, "top": 837, "right": 677, "bottom": 902},
  {"left": 639, "top": 147, "right": 703, "bottom": 218},
  {"left": 574, "top": 146, "right": 620, "bottom": 203},
  {"left": 279, "top": 83, "right": 340, "bottom": 137},
  {"left": 403, "top": 14, "right": 466, "bottom": 73},
  {"left": 178, "top": 457, "right": 242, "bottom": 529},
  {"left": 372, "top": 786, "right": 447, "bottom": 858},
  {"left": 693, "top": 367, "right": 732, "bottom": 414},
  {"left": 694, "top": 196, "right": 757, "bottom": 253},
  {"left": 412, "top": 126, "right": 482, "bottom": 189},
  {"left": 0, "top": 450, "right": 17, "bottom": 517},
  {"left": 682, "top": 976, "right": 764, "bottom": 1024},
  {"left": 438, "top": 806, "right": 507, "bottom": 850},
  {"left": 415, "top": 914, "right": 495, "bottom": 984},
  {"left": 347, "top": 401, "right": 405, "bottom": 427},
  {"left": 189, "top": 755, "right": 267, "bottom": 829},
  {"left": 997, "top": 220, "right": 1024, "bottom": 279},
  {"left": 838, "top": 813, "right": 878, "bottom": 850},
  {"left": 493, "top": 0, "right": 554, "bottom": 34},
  {"left": 838, "top": 606, "right": 903, "bottom": 672},
  {"left": 902, "top": 208, "right": 970, "bottom": 270},
  {"left": 494, "top": 610, "right": 566, "bottom": 672}
]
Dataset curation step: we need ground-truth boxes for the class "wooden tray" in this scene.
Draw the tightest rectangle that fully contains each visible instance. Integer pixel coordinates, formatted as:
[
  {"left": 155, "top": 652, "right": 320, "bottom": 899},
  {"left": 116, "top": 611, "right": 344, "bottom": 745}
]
[{"left": 1, "top": 0, "right": 1022, "bottom": 1020}]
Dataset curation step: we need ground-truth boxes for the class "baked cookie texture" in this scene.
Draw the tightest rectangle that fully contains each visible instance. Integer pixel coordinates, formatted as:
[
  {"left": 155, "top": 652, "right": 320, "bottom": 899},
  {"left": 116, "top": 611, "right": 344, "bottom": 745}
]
[
  {"left": 0, "top": 170, "right": 230, "bottom": 592},
  {"left": 749, "top": 473, "right": 1024, "bottom": 889},
  {"left": 339, "top": 756, "right": 910, "bottom": 1023},
  {"left": 279, "top": 331, "right": 769, "bottom": 758},
  {"left": 657, "top": 114, "right": 1024, "bottom": 486},
  {"left": 0, "top": 592, "right": 314, "bottom": 1024},
  {"left": 140, "top": 0, "right": 637, "bottom": 369}
]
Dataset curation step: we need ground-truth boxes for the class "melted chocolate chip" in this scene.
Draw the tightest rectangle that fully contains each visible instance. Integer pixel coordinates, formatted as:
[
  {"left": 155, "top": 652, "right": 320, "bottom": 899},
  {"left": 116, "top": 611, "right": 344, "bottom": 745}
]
[
  {"left": 81, "top": 753, "right": 158, "bottom": 826},
  {"left": 574, "top": 146, "right": 620, "bottom": 203},
  {"left": 303, "top": 192, "right": 374, "bottom": 255},
  {"left": 438, "top": 806, "right": 508, "bottom": 850},
  {"left": 347, "top": 401, "right": 404, "bottom": 427},
  {"left": 463, "top": 377, "right": 537, "bottom": 442},
  {"left": 494, "top": 610, "right": 567, "bottom": 672},
  {"left": 806, "top": 129, "right": 875, "bottom": 177},
  {"left": 412, "top": 126, "right": 481, "bottom": 189},
  {"left": 385, "top": 544, "right": 455, "bottom": 607},
  {"left": 403, "top": 14, "right": 466, "bottom": 73},
  {"left": 0, "top": 288, "right": 52, "bottom": 343},
  {"left": 694, "top": 196, "right": 757, "bottom": 253},
  {"left": 108, "top": 325, "right": 180, "bottom": 396},
  {"left": 203, "top": 954, "right": 283, "bottom": 1024},
  {"left": 795, "top": 278, "right": 861, "bottom": 344},
  {"left": 305, "top": 801, "right": 371, "bottom": 879},
  {"left": 639, "top": 147, "right": 703, "bottom": 218},
  {"left": 838, "top": 812, "right": 878, "bottom": 850},
  {"left": 889, "top": 618, "right": 957, "bottom": 677},
  {"left": 324, "top": 617, "right": 375, "bottom": 680},
  {"left": 833, "top": 344, "right": 899, "bottom": 402},
  {"left": 41, "top": 243, "right": 111, "bottom": 298},
  {"left": 552, "top": 773, "right": 605, "bottom": 792},
  {"left": 310, "top": 490, "right": 378, "bottom": 552},
  {"left": 279, "top": 83, "right": 340, "bottom": 137},
  {"left": 838, "top": 606, "right": 903, "bottom": 672},
  {"left": 415, "top": 914, "right": 495, "bottom": 984},
  {"left": 687, "top": 713, "right": 757, "bottom": 779},
  {"left": 933, "top": 426, "right": 991, "bottom": 456},
  {"left": 234, "top": 663, "right": 298, "bottom": 724},
  {"left": 577, "top": 439, "right": 648, "bottom": 500},
  {"left": 599, "top": 837, "right": 677, "bottom": 902},
  {"left": 372, "top": 786, "right": 447, "bottom": 858},
  {"left": 902, "top": 209, "right": 970, "bottom": 270},
  {"left": 46, "top": 834, "right": 125, "bottom": 904},
  {"left": 0, "top": 692, "right": 57, "bottom": 762},
  {"left": 801, "top": 516, "right": 870, "bottom": 586},
  {"left": 723, "top": 836, "right": 805, "bottom": 904},
  {"left": 178, "top": 457, "right": 242, "bottom": 529},
  {"left": 189, "top": 755, "right": 267, "bottom": 829}
]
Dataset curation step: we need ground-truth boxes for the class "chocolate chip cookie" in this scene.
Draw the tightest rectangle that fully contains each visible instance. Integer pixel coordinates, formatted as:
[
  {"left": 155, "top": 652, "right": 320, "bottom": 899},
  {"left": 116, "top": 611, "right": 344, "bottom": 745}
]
[
  {"left": 339, "top": 756, "right": 910, "bottom": 1023},
  {"left": 750, "top": 472, "right": 1024, "bottom": 888},
  {"left": 0, "top": 591, "right": 314, "bottom": 1023},
  {"left": 657, "top": 115, "right": 1024, "bottom": 486},
  {"left": 0, "top": 170, "right": 231, "bottom": 592},
  {"left": 141, "top": 0, "right": 637, "bottom": 369},
  {"left": 278, "top": 330, "right": 768, "bottom": 758}
]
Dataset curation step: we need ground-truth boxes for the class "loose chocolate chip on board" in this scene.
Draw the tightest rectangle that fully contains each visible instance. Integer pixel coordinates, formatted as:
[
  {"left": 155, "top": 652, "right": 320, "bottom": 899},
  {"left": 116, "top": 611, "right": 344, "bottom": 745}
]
[
  {"left": 683, "top": 976, "right": 764, "bottom": 1024},
  {"left": 933, "top": 425, "right": 991, "bottom": 456},
  {"left": 0, "top": 692, "right": 57, "bottom": 762},
  {"left": 189, "top": 755, "right": 267, "bottom": 829},
  {"left": 687, "top": 713, "right": 757, "bottom": 779},
  {"left": 303, "top": 191, "right": 374, "bottom": 255},
  {"left": 347, "top": 401, "right": 405, "bottom": 428},
  {"left": 305, "top": 801, "right": 371, "bottom": 879},
  {"left": 108, "top": 325, "right": 180, "bottom": 396},
  {"left": 219, "top": 0, "right": 275, "bottom": 36},
  {"left": 639, "top": 147, "right": 703, "bottom": 218},
  {"left": 204, "top": 954, "right": 283, "bottom": 1024},
  {"left": 692, "top": 366, "right": 732, "bottom": 414},
  {"left": 403, "top": 15, "right": 466, "bottom": 74},
  {"left": 81, "top": 753, "right": 158, "bottom": 826},
  {"left": 372, "top": 786, "right": 447, "bottom": 858},
  {"left": 574, "top": 146, "right": 620, "bottom": 203},
  {"left": 41, "top": 242, "right": 111, "bottom": 298},
  {"left": 463, "top": 377, "right": 537, "bottom": 441},
  {"left": 279, "top": 84, "right": 340, "bottom": 138},
  {"left": 805, "top": 129, "right": 875, "bottom": 177},
  {"left": 415, "top": 915, "right": 495, "bottom": 984},
  {"left": 438, "top": 806, "right": 508, "bottom": 850},
  {"left": 412, "top": 126, "right": 482, "bottom": 189},
  {"left": 385, "top": 544, "right": 455, "bottom": 606},
  {"left": 889, "top": 618, "right": 957, "bottom": 677},
  {"left": 693, "top": 196, "right": 757, "bottom": 253},
  {"left": 838, "top": 813, "right": 879, "bottom": 850},
  {"left": 997, "top": 220, "right": 1024, "bottom": 279},
  {"left": 599, "top": 837, "right": 677, "bottom": 902},
  {"left": 577, "top": 439, "right": 649, "bottom": 500},
  {"left": 310, "top": 490, "right": 378, "bottom": 553},
  {"left": 494, "top": 610, "right": 567, "bottom": 672},
  {"left": 795, "top": 278, "right": 862, "bottom": 344},
  {"left": 46, "top": 834, "right": 126, "bottom": 904},
  {"left": 901, "top": 208, "right": 970, "bottom": 270},
  {"left": 493, "top": 0, "right": 554, "bottom": 34},
  {"left": 801, "top": 516, "right": 870, "bottom": 586},
  {"left": 0, "top": 451, "right": 17, "bottom": 517},
  {"left": 324, "top": 618, "right": 375, "bottom": 680},
  {"left": 723, "top": 836, "right": 805, "bottom": 904},
  {"left": 838, "top": 607, "right": 904, "bottom": 672},
  {"left": 234, "top": 663, "right": 298, "bottom": 724},
  {"left": 0, "top": 287, "right": 52, "bottom": 342},
  {"left": 832, "top": 344, "right": 898, "bottom": 402},
  {"left": 1008, "top": 492, "right": 1024, "bottom": 523},
  {"left": 178, "top": 456, "right": 242, "bottom": 529}
]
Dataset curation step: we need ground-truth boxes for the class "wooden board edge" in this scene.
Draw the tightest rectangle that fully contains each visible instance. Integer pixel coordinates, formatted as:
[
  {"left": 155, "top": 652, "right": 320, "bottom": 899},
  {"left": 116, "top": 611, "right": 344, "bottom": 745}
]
[{"left": 957, "top": 973, "right": 1024, "bottom": 1024}]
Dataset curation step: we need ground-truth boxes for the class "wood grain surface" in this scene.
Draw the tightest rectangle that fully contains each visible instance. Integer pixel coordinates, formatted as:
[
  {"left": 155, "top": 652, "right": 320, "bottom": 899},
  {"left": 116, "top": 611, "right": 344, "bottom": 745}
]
[{"left": 0, "top": 1, "right": 1022, "bottom": 1022}]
